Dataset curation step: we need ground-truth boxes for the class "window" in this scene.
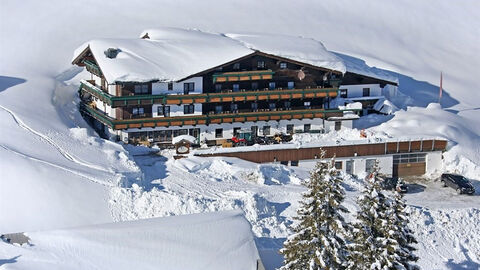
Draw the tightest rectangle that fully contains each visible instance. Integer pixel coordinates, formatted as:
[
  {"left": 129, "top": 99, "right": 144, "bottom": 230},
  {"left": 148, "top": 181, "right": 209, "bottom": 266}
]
[
  {"left": 284, "top": 101, "right": 291, "bottom": 110},
  {"left": 230, "top": 103, "right": 238, "bottom": 112},
  {"left": 158, "top": 106, "right": 170, "bottom": 117},
  {"left": 335, "top": 121, "right": 341, "bottom": 131},
  {"left": 393, "top": 153, "right": 426, "bottom": 164},
  {"left": 269, "top": 82, "right": 276, "bottom": 90},
  {"left": 340, "top": 89, "right": 347, "bottom": 98},
  {"left": 134, "top": 84, "right": 149, "bottom": 94},
  {"left": 215, "top": 84, "right": 222, "bottom": 92},
  {"left": 335, "top": 161, "right": 343, "bottom": 170},
  {"left": 215, "top": 128, "right": 223, "bottom": 138},
  {"left": 233, "top": 84, "right": 240, "bottom": 92},
  {"left": 363, "top": 87, "right": 370, "bottom": 97},
  {"left": 251, "top": 126, "right": 258, "bottom": 136},
  {"left": 280, "top": 62, "right": 287, "bottom": 69},
  {"left": 257, "top": 60, "right": 265, "bottom": 69},
  {"left": 263, "top": 126, "right": 271, "bottom": 136},
  {"left": 304, "top": 101, "right": 311, "bottom": 109},
  {"left": 132, "top": 107, "right": 144, "bottom": 115},
  {"left": 286, "top": 124, "right": 294, "bottom": 134},
  {"left": 251, "top": 82, "right": 258, "bottom": 90},
  {"left": 215, "top": 105, "right": 223, "bottom": 114},
  {"left": 184, "top": 82, "right": 195, "bottom": 94},
  {"left": 287, "top": 81, "right": 294, "bottom": 89},
  {"left": 304, "top": 124, "right": 311, "bottom": 132},
  {"left": 168, "top": 82, "right": 173, "bottom": 91},
  {"left": 251, "top": 102, "right": 258, "bottom": 111},
  {"left": 269, "top": 102, "right": 276, "bottom": 111},
  {"left": 184, "top": 104, "right": 195, "bottom": 114},
  {"left": 233, "top": 63, "right": 240, "bottom": 70},
  {"left": 366, "top": 159, "right": 376, "bottom": 173},
  {"left": 233, "top": 127, "right": 241, "bottom": 136}
]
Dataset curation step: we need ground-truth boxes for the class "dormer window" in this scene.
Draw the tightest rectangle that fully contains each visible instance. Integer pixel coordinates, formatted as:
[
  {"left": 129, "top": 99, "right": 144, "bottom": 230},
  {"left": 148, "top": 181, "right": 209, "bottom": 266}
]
[{"left": 168, "top": 82, "right": 173, "bottom": 91}]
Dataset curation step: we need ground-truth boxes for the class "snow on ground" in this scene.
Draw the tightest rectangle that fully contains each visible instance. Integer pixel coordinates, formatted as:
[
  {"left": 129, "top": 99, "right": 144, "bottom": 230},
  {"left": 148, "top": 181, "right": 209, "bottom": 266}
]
[
  {"left": 1, "top": 1, "right": 479, "bottom": 269},
  {"left": 371, "top": 103, "right": 480, "bottom": 179},
  {"left": 0, "top": 210, "right": 262, "bottom": 270}
]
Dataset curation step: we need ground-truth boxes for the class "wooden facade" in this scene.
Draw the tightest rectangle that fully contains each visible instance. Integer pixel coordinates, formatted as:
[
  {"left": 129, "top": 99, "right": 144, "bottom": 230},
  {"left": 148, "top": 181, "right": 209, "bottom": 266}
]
[{"left": 195, "top": 139, "right": 447, "bottom": 163}]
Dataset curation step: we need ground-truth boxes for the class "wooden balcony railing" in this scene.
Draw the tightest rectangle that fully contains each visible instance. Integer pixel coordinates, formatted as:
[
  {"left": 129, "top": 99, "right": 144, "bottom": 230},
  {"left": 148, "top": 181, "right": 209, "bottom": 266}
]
[
  {"left": 82, "top": 60, "right": 103, "bottom": 77},
  {"left": 79, "top": 80, "right": 338, "bottom": 108},
  {"left": 212, "top": 70, "right": 275, "bottom": 83},
  {"left": 80, "top": 103, "right": 360, "bottom": 130}
]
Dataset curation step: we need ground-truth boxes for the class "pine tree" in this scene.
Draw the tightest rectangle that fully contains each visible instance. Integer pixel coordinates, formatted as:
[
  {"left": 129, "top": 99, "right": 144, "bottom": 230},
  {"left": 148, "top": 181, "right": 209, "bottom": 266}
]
[
  {"left": 347, "top": 162, "right": 402, "bottom": 270},
  {"left": 280, "top": 157, "right": 350, "bottom": 270},
  {"left": 387, "top": 191, "right": 419, "bottom": 270}
]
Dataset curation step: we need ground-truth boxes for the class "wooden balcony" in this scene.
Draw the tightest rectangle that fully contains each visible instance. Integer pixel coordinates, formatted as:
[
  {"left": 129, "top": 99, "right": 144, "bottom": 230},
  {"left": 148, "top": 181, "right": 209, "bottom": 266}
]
[
  {"left": 212, "top": 70, "right": 275, "bottom": 83},
  {"left": 82, "top": 60, "right": 103, "bottom": 77},
  {"left": 79, "top": 80, "right": 338, "bottom": 108},
  {"left": 80, "top": 102, "right": 359, "bottom": 130}
]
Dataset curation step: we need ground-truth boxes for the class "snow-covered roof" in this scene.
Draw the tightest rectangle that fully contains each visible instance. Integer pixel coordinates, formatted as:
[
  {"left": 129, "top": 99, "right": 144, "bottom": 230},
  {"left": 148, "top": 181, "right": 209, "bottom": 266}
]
[
  {"left": 72, "top": 27, "right": 397, "bottom": 84},
  {"left": 172, "top": 134, "right": 197, "bottom": 144},
  {"left": 73, "top": 28, "right": 253, "bottom": 83},
  {"left": 225, "top": 32, "right": 346, "bottom": 73},
  {"left": 9, "top": 210, "right": 262, "bottom": 270}
]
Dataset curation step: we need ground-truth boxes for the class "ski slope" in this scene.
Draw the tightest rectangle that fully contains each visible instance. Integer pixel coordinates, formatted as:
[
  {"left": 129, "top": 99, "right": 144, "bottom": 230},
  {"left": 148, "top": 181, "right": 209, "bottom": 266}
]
[{"left": 1, "top": 1, "right": 479, "bottom": 269}]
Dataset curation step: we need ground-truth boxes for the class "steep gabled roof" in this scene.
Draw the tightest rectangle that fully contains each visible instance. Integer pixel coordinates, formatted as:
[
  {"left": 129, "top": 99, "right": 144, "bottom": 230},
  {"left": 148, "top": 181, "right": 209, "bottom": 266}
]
[{"left": 72, "top": 27, "right": 397, "bottom": 85}]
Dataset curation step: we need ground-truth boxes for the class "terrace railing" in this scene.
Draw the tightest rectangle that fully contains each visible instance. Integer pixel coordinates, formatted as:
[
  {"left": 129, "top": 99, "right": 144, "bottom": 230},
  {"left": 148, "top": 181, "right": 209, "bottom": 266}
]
[
  {"left": 79, "top": 80, "right": 338, "bottom": 108},
  {"left": 80, "top": 102, "right": 360, "bottom": 130}
]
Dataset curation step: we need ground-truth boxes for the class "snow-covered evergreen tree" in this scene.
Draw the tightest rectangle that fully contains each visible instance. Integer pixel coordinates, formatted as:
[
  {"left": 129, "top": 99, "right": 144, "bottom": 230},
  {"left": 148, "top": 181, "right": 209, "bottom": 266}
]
[
  {"left": 387, "top": 191, "right": 419, "bottom": 269},
  {"left": 280, "top": 157, "right": 350, "bottom": 270},
  {"left": 347, "top": 162, "right": 404, "bottom": 270}
]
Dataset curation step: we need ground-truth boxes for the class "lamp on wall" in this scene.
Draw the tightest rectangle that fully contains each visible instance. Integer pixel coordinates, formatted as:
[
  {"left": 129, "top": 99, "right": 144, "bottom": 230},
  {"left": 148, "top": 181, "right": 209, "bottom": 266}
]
[
  {"left": 274, "top": 157, "right": 277, "bottom": 162},
  {"left": 354, "top": 152, "right": 357, "bottom": 157}
]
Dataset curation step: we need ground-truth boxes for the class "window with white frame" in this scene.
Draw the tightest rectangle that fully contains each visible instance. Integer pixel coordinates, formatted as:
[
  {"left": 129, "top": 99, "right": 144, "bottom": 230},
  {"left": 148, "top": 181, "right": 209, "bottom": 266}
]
[
  {"left": 340, "top": 89, "right": 348, "bottom": 98},
  {"left": 183, "top": 104, "right": 195, "bottom": 114},
  {"left": 280, "top": 62, "right": 287, "bottom": 69},
  {"left": 215, "top": 128, "right": 223, "bottom": 138},
  {"left": 233, "top": 63, "right": 240, "bottom": 70},
  {"left": 263, "top": 125, "right": 271, "bottom": 135},
  {"left": 158, "top": 106, "right": 170, "bottom": 117},
  {"left": 304, "top": 101, "right": 311, "bottom": 109},
  {"left": 257, "top": 60, "right": 265, "bottom": 69}
]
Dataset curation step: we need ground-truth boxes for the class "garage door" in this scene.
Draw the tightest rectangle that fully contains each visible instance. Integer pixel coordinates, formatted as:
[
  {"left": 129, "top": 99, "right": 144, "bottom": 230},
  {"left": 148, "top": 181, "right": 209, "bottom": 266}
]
[{"left": 393, "top": 153, "right": 426, "bottom": 177}]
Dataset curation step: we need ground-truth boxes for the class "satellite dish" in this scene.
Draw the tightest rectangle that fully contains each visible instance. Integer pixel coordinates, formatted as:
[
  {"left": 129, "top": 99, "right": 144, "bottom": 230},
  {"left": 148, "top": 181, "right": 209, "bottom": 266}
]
[{"left": 297, "top": 70, "right": 305, "bottom": 80}]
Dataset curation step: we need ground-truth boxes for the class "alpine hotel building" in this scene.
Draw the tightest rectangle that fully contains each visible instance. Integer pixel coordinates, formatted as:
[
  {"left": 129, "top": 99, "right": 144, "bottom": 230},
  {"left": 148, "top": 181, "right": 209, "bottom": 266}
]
[{"left": 72, "top": 28, "right": 398, "bottom": 145}]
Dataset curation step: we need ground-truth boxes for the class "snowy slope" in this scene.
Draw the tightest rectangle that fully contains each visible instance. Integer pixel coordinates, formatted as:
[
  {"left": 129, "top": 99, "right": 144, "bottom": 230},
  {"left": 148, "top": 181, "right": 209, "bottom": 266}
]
[
  {"left": 0, "top": 210, "right": 262, "bottom": 270},
  {"left": 1, "top": 1, "right": 479, "bottom": 269}
]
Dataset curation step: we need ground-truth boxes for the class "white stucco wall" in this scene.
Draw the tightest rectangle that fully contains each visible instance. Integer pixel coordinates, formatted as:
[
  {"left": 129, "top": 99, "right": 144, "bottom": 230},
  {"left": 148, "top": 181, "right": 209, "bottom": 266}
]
[
  {"left": 152, "top": 77, "right": 203, "bottom": 95},
  {"left": 152, "top": 104, "right": 202, "bottom": 117},
  {"left": 299, "top": 155, "right": 393, "bottom": 177},
  {"left": 426, "top": 151, "right": 443, "bottom": 175},
  {"left": 338, "top": 84, "right": 383, "bottom": 98}
]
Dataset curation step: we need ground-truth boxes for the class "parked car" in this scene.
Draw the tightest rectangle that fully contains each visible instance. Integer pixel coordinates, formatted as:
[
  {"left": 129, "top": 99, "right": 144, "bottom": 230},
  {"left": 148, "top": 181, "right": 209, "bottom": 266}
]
[
  {"left": 441, "top": 173, "right": 475, "bottom": 195},
  {"left": 382, "top": 178, "right": 408, "bottom": 193}
]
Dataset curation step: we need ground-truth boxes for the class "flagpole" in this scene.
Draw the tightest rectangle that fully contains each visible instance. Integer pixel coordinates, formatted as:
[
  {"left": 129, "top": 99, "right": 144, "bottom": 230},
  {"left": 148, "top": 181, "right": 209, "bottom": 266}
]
[{"left": 438, "top": 72, "right": 443, "bottom": 104}]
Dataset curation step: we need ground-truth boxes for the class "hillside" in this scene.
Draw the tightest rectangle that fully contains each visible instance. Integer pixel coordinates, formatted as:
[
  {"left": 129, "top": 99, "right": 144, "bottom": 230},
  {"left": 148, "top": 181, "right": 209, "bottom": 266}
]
[{"left": 1, "top": 1, "right": 479, "bottom": 269}]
